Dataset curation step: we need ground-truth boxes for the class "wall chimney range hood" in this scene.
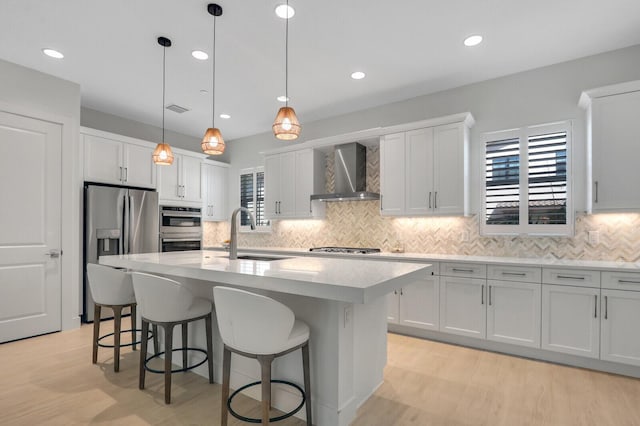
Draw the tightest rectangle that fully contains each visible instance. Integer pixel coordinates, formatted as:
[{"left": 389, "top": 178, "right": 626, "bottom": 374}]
[{"left": 311, "top": 142, "right": 380, "bottom": 202}]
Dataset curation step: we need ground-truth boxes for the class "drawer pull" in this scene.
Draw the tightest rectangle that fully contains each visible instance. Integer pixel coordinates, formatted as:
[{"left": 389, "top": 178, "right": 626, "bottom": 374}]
[
  {"left": 618, "top": 279, "right": 640, "bottom": 284},
  {"left": 557, "top": 275, "right": 585, "bottom": 280},
  {"left": 502, "top": 272, "right": 526, "bottom": 277},
  {"left": 452, "top": 268, "right": 474, "bottom": 273}
]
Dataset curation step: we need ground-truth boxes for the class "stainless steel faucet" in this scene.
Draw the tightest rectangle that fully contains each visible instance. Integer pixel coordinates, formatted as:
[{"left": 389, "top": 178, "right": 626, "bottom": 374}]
[{"left": 229, "top": 207, "right": 255, "bottom": 260}]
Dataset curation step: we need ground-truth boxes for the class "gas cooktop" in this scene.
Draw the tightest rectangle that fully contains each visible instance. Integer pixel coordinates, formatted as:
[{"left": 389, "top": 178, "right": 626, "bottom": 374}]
[{"left": 309, "top": 247, "right": 381, "bottom": 254}]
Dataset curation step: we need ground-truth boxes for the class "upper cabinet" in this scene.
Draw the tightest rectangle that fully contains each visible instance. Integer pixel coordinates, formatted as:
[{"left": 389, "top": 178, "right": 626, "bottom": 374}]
[
  {"left": 580, "top": 81, "right": 640, "bottom": 213},
  {"left": 82, "top": 128, "right": 157, "bottom": 189},
  {"left": 202, "top": 161, "right": 228, "bottom": 221},
  {"left": 158, "top": 151, "right": 205, "bottom": 207},
  {"left": 265, "top": 149, "right": 326, "bottom": 220},
  {"left": 380, "top": 117, "right": 471, "bottom": 216}
]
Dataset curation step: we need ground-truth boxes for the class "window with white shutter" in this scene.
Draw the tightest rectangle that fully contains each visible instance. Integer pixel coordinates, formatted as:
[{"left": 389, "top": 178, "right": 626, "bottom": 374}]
[
  {"left": 482, "top": 121, "right": 572, "bottom": 236},
  {"left": 240, "top": 167, "right": 270, "bottom": 231}
]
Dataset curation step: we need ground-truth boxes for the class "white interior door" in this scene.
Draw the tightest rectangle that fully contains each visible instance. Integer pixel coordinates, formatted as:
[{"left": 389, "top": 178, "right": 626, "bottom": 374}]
[{"left": 0, "top": 111, "right": 62, "bottom": 343}]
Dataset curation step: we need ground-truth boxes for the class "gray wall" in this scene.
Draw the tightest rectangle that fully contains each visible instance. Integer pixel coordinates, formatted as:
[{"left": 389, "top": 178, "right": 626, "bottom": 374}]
[
  {"left": 225, "top": 44, "right": 640, "bottom": 216},
  {"left": 81, "top": 107, "right": 231, "bottom": 163}
]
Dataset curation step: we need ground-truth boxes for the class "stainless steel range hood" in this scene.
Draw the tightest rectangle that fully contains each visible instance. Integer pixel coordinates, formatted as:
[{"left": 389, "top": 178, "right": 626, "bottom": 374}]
[{"left": 310, "top": 142, "right": 380, "bottom": 202}]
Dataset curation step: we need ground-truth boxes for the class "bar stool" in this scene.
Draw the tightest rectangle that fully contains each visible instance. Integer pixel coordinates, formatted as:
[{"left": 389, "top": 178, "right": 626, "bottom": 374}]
[
  {"left": 213, "top": 286, "right": 312, "bottom": 426},
  {"left": 131, "top": 272, "right": 214, "bottom": 404},
  {"left": 87, "top": 263, "right": 146, "bottom": 372}
]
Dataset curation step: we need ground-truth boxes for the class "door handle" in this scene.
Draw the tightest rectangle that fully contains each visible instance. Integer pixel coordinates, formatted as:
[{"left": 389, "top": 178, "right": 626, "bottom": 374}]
[
  {"left": 481, "top": 285, "right": 484, "bottom": 305},
  {"left": 45, "top": 249, "right": 62, "bottom": 258},
  {"left": 124, "top": 167, "right": 128, "bottom": 182},
  {"left": 120, "top": 166, "right": 124, "bottom": 182},
  {"left": 594, "top": 295, "right": 598, "bottom": 318},
  {"left": 604, "top": 295, "right": 608, "bottom": 320},
  {"left": 489, "top": 285, "right": 492, "bottom": 306}
]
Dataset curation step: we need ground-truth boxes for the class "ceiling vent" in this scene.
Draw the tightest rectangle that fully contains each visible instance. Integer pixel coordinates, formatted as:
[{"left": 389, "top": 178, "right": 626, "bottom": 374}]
[{"left": 166, "top": 104, "right": 190, "bottom": 114}]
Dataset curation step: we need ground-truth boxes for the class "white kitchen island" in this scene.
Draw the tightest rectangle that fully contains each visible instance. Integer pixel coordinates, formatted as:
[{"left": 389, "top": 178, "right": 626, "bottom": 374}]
[{"left": 100, "top": 250, "right": 431, "bottom": 426}]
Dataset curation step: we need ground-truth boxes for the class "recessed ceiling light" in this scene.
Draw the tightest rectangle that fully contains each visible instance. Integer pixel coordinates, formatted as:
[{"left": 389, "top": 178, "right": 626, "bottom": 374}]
[
  {"left": 351, "top": 71, "right": 366, "bottom": 80},
  {"left": 463, "top": 35, "right": 483, "bottom": 47},
  {"left": 219, "top": 114, "right": 231, "bottom": 119},
  {"left": 275, "top": 4, "right": 295, "bottom": 19},
  {"left": 192, "top": 50, "right": 209, "bottom": 60},
  {"left": 277, "top": 95, "right": 289, "bottom": 102},
  {"left": 42, "top": 48, "right": 64, "bottom": 59}
]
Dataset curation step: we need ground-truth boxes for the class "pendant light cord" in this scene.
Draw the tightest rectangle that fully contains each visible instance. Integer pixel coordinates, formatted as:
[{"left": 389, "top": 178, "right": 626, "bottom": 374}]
[
  {"left": 162, "top": 44, "right": 166, "bottom": 143},
  {"left": 212, "top": 14, "right": 217, "bottom": 127},
  {"left": 285, "top": 0, "right": 289, "bottom": 108}
]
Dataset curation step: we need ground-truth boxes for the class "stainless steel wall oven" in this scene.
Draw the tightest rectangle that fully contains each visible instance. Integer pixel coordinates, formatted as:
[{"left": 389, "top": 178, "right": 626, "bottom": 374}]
[{"left": 159, "top": 206, "right": 202, "bottom": 252}]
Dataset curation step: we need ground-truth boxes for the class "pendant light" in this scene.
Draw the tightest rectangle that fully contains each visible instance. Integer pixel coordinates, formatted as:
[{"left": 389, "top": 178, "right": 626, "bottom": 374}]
[
  {"left": 201, "top": 3, "right": 226, "bottom": 155},
  {"left": 152, "top": 36, "right": 175, "bottom": 165},
  {"left": 272, "top": 0, "right": 301, "bottom": 140}
]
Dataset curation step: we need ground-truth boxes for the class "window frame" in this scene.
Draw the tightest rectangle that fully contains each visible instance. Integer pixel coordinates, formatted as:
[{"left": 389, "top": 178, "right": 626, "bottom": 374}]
[
  {"left": 239, "top": 166, "right": 271, "bottom": 233},
  {"left": 481, "top": 121, "right": 573, "bottom": 237}
]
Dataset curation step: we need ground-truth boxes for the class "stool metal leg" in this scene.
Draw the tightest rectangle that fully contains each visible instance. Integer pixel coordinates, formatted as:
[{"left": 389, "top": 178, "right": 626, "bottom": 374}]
[
  {"left": 131, "top": 304, "right": 137, "bottom": 351},
  {"left": 221, "top": 346, "right": 231, "bottom": 426},
  {"left": 113, "top": 305, "right": 123, "bottom": 372},
  {"left": 92, "top": 305, "right": 101, "bottom": 364},
  {"left": 302, "top": 342, "right": 312, "bottom": 426},
  {"left": 258, "top": 355, "right": 275, "bottom": 425},
  {"left": 181, "top": 322, "right": 188, "bottom": 370},
  {"left": 205, "top": 313, "right": 214, "bottom": 384},
  {"left": 139, "top": 319, "right": 149, "bottom": 390},
  {"left": 164, "top": 323, "right": 175, "bottom": 404},
  {"left": 152, "top": 324, "right": 159, "bottom": 354}
]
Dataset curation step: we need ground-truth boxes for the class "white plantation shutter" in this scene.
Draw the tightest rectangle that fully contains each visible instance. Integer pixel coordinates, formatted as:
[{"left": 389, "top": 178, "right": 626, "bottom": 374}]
[
  {"left": 240, "top": 168, "right": 270, "bottom": 230},
  {"left": 482, "top": 122, "right": 572, "bottom": 236}
]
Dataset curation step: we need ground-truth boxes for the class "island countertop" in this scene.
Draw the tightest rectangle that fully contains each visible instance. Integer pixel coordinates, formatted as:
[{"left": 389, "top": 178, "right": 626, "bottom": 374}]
[{"left": 99, "top": 250, "right": 432, "bottom": 304}]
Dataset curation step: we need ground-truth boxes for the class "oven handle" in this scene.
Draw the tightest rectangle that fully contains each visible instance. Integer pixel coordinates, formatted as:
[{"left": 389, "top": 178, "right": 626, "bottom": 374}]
[
  {"left": 161, "top": 237, "right": 202, "bottom": 243},
  {"left": 161, "top": 211, "right": 202, "bottom": 218}
]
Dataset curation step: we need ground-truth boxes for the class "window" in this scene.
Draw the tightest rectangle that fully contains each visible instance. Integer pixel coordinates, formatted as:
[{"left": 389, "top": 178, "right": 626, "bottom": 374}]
[
  {"left": 482, "top": 121, "right": 572, "bottom": 236},
  {"left": 239, "top": 167, "right": 270, "bottom": 231}
]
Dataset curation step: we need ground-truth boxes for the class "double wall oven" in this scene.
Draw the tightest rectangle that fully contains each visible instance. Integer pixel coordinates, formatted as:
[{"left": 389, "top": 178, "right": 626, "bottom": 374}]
[{"left": 159, "top": 206, "right": 202, "bottom": 252}]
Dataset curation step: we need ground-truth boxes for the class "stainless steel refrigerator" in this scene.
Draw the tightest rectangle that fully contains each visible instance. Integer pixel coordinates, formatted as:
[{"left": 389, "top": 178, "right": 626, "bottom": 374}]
[{"left": 83, "top": 184, "right": 159, "bottom": 322}]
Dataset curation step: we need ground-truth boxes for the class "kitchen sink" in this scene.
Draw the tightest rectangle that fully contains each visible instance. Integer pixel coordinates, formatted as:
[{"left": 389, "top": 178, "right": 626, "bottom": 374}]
[{"left": 236, "top": 255, "right": 291, "bottom": 261}]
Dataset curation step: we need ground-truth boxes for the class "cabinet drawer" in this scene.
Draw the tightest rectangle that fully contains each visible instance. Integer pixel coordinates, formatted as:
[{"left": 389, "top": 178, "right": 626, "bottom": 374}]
[
  {"left": 488, "top": 265, "right": 541, "bottom": 283},
  {"left": 441, "top": 262, "right": 486, "bottom": 278},
  {"left": 542, "top": 268, "right": 600, "bottom": 288},
  {"left": 602, "top": 271, "right": 640, "bottom": 290}
]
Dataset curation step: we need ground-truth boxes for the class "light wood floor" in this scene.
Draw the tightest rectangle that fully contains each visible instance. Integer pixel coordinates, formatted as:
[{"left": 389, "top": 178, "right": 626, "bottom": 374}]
[{"left": 2, "top": 323, "right": 640, "bottom": 426}]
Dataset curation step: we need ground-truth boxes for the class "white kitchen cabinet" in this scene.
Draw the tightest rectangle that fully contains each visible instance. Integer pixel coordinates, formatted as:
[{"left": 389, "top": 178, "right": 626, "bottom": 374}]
[
  {"left": 380, "top": 120, "right": 470, "bottom": 217},
  {"left": 600, "top": 289, "right": 640, "bottom": 366},
  {"left": 486, "top": 280, "right": 541, "bottom": 348},
  {"left": 158, "top": 151, "right": 204, "bottom": 206},
  {"left": 541, "top": 284, "right": 600, "bottom": 358},
  {"left": 202, "top": 161, "right": 228, "bottom": 221},
  {"left": 82, "top": 128, "right": 156, "bottom": 188},
  {"left": 580, "top": 81, "right": 640, "bottom": 212},
  {"left": 439, "top": 276, "right": 486, "bottom": 338},
  {"left": 265, "top": 149, "right": 325, "bottom": 219},
  {"left": 388, "top": 274, "right": 440, "bottom": 331}
]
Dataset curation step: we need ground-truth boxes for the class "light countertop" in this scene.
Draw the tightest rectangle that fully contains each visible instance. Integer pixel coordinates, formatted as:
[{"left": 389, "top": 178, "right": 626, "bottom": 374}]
[
  {"left": 99, "top": 250, "right": 432, "bottom": 304},
  {"left": 203, "top": 246, "right": 640, "bottom": 271}
]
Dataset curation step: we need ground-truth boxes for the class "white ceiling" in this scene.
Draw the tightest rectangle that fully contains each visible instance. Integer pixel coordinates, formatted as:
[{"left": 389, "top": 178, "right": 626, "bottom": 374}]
[{"left": 1, "top": 0, "right": 640, "bottom": 142}]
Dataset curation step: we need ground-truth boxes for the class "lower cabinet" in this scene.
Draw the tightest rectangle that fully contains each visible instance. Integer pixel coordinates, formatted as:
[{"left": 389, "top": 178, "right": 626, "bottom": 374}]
[
  {"left": 600, "top": 289, "right": 640, "bottom": 366},
  {"left": 541, "top": 284, "right": 600, "bottom": 359},
  {"left": 439, "top": 276, "right": 486, "bottom": 338},
  {"left": 486, "top": 280, "right": 541, "bottom": 348},
  {"left": 388, "top": 275, "right": 439, "bottom": 331}
]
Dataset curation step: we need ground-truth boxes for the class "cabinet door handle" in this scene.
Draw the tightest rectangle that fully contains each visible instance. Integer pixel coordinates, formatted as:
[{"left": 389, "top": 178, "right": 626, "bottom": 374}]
[
  {"left": 124, "top": 167, "right": 128, "bottom": 182},
  {"left": 604, "top": 295, "right": 608, "bottom": 320},
  {"left": 489, "top": 285, "right": 492, "bottom": 306},
  {"left": 120, "top": 166, "right": 124, "bottom": 182},
  {"left": 594, "top": 181, "right": 598, "bottom": 203},
  {"left": 557, "top": 275, "right": 585, "bottom": 280},
  {"left": 434, "top": 191, "right": 438, "bottom": 209},
  {"left": 594, "top": 295, "right": 598, "bottom": 318},
  {"left": 380, "top": 194, "right": 383, "bottom": 211},
  {"left": 481, "top": 285, "right": 485, "bottom": 305},
  {"left": 428, "top": 192, "right": 432, "bottom": 209}
]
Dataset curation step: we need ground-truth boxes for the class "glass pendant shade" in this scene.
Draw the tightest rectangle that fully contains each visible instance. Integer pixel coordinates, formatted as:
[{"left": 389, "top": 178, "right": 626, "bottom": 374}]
[
  {"left": 201, "top": 127, "right": 225, "bottom": 155},
  {"left": 152, "top": 142, "right": 174, "bottom": 165},
  {"left": 273, "top": 106, "right": 301, "bottom": 140}
]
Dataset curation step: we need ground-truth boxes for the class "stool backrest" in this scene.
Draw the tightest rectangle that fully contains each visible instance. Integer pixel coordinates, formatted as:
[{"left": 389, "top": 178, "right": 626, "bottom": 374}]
[
  {"left": 131, "top": 272, "right": 198, "bottom": 322},
  {"left": 213, "top": 286, "right": 295, "bottom": 355},
  {"left": 87, "top": 264, "right": 135, "bottom": 306}
]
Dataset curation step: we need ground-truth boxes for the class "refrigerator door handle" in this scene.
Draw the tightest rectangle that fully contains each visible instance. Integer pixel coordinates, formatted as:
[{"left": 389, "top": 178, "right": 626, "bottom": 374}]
[
  {"left": 128, "top": 195, "right": 134, "bottom": 254},
  {"left": 123, "top": 194, "right": 130, "bottom": 254}
]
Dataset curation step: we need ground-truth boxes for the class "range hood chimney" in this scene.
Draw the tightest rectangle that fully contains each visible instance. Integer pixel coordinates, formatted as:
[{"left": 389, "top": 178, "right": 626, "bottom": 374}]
[{"left": 311, "top": 142, "right": 380, "bottom": 202}]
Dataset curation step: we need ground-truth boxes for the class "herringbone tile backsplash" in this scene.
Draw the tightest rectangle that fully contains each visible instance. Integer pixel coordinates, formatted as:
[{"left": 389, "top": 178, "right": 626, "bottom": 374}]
[{"left": 205, "top": 147, "right": 640, "bottom": 262}]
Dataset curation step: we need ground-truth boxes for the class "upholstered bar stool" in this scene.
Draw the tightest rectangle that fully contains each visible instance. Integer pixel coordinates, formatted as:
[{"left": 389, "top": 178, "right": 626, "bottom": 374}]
[
  {"left": 87, "top": 263, "right": 147, "bottom": 372},
  {"left": 131, "top": 272, "right": 214, "bottom": 404},
  {"left": 213, "top": 286, "right": 312, "bottom": 426}
]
